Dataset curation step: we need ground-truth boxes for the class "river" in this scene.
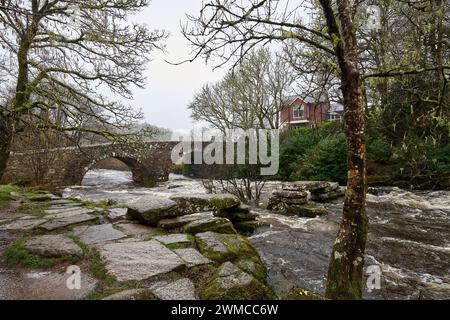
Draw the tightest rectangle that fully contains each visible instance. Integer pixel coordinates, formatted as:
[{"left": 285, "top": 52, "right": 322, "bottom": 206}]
[{"left": 64, "top": 169, "right": 450, "bottom": 300}]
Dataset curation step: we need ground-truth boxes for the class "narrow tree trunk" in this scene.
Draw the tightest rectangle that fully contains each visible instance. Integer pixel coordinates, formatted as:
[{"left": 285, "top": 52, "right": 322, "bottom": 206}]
[
  {"left": 319, "top": 0, "right": 368, "bottom": 299},
  {"left": 0, "top": 116, "right": 13, "bottom": 180},
  {"left": 325, "top": 75, "right": 368, "bottom": 300}
]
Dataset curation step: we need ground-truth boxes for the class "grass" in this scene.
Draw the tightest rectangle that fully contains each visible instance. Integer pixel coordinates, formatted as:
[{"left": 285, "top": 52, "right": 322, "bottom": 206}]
[
  {"left": 88, "top": 248, "right": 117, "bottom": 286},
  {"left": 0, "top": 184, "right": 20, "bottom": 209},
  {"left": 3, "top": 237, "right": 80, "bottom": 268},
  {"left": 16, "top": 201, "right": 50, "bottom": 219},
  {"left": 165, "top": 241, "right": 193, "bottom": 250},
  {"left": 67, "top": 235, "right": 89, "bottom": 255}
]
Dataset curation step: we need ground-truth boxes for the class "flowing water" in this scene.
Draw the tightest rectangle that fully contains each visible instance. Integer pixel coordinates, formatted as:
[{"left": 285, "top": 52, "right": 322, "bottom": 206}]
[{"left": 64, "top": 169, "right": 450, "bottom": 300}]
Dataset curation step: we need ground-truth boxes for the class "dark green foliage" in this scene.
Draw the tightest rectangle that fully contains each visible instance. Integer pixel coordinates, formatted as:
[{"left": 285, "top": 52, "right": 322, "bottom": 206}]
[
  {"left": 389, "top": 137, "right": 450, "bottom": 189},
  {"left": 291, "top": 133, "right": 348, "bottom": 185},
  {"left": 277, "top": 120, "right": 449, "bottom": 189},
  {"left": 367, "top": 135, "right": 392, "bottom": 164},
  {"left": 277, "top": 122, "right": 341, "bottom": 180}
]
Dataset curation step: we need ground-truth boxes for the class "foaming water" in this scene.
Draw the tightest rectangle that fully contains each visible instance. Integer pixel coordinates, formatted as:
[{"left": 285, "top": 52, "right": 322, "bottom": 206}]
[{"left": 64, "top": 169, "right": 206, "bottom": 204}]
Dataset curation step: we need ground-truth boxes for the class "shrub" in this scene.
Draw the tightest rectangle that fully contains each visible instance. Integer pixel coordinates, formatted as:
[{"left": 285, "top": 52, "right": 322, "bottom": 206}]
[
  {"left": 291, "top": 133, "right": 348, "bottom": 184},
  {"left": 367, "top": 135, "right": 392, "bottom": 164},
  {"left": 277, "top": 123, "right": 340, "bottom": 180}
]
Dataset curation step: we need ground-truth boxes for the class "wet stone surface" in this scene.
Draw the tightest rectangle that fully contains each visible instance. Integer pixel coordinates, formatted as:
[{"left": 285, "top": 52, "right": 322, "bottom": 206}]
[
  {"left": 0, "top": 268, "right": 97, "bottom": 300},
  {"left": 73, "top": 224, "right": 127, "bottom": 245},
  {"left": 25, "top": 235, "right": 83, "bottom": 258},
  {"left": 98, "top": 240, "right": 185, "bottom": 282}
]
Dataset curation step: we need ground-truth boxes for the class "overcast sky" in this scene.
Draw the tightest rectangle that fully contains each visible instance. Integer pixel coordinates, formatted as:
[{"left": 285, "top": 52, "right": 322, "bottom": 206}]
[{"left": 130, "top": 0, "right": 228, "bottom": 134}]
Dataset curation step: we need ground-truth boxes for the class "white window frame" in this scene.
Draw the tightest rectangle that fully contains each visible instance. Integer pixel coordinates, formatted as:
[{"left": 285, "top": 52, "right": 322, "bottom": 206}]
[
  {"left": 293, "top": 105, "right": 305, "bottom": 119},
  {"left": 328, "top": 113, "right": 341, "bottom": 122}
]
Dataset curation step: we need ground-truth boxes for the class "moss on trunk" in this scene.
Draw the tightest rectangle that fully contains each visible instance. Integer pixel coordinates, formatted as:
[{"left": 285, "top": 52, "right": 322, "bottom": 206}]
[
  {"left": 319, "top": 0, "right": 369, "bottom": 300},
  {"left": 0, "top": 119, "right": 13, "bottom": 181}
]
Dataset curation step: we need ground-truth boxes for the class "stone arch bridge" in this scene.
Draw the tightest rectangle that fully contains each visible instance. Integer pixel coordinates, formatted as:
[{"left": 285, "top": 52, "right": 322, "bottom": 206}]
[{"left": 1, "top": 142, "right": 179, "bottom": 187}]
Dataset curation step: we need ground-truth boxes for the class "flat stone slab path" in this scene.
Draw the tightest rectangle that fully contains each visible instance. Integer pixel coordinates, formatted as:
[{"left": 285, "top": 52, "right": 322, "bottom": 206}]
[
  {"left": 0, "top": 219, "right": 47, "bottom": 231},
  {"left": 114, "top": 222, "right": 159, "bottom": 236},
  {"left": 108, "top": 208, "right": 128, "bottom": 221},
  {"left": 153, "top": 234, "right": 191, "bottom": 245},
  {"left": 98, "top": 240, "right": 185, "bottom": 281},
  {"left": 40, "top": 214, "right": 98, "bottom": 231},
  {"left": 150, "top": 278, "right": 199, "bottom": 300},
  {"left": 73, "top": 224, "right": 127, "bottom": 245},
  {"left": 174, "top": 248, "right": 212, "bottom": 267},
  {"left": 45, "top": 207, "right": 99, "bottom": 216},
  {"left": 45, "top": 208, "right": 99, "bottom": 220},
  {"left": 25, "top": 235, "right": 83, "bottom": 258}
]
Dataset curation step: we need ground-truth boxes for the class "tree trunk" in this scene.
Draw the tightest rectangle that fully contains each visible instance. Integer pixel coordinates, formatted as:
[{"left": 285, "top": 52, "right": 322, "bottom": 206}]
[
  {"left": 0, "top": 116, "right": 13, "bottom": 180},
  {"left": 319, "top": 0, "right": 368, "bottom": 299}
]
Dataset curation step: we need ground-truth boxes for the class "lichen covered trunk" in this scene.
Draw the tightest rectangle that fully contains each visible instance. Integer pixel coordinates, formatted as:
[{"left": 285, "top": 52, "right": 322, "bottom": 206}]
[
  {"left": 325, "top": 74, "right": 368, "bottom": 300},
  {"left": 319, "top": 0, "right": 369, "bottom": 300},
  {"left": 0, "top": 117, "right": 13, "bottom": 180}
]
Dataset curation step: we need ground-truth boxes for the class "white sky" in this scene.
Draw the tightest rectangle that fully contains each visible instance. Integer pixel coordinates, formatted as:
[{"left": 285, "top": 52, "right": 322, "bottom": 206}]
[{"left": 129, "top": 0, "right": 228, "bottom": 134}]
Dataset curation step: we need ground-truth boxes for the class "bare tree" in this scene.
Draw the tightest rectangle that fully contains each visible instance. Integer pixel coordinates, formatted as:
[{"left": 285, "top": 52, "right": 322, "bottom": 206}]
[
  {"left": 189, "top": 48, "right": 295, "bottom": 132},
  {"left": 182, "top": 0, "right": 369, "bottom": 299},
  {"left": 0, "top": 0, "right": 167, "bottom": 177}
]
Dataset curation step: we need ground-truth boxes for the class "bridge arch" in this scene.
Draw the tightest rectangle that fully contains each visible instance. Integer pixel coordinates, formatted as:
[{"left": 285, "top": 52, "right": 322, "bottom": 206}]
[{"left": 81, "top": 155, "right": 148, "bottom": 186}]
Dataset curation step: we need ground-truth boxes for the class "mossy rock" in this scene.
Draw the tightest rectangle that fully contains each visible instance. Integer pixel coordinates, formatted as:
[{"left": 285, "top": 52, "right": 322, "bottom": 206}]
[
  {"left": 170, "top": 194, "right": 240, "bottom": 215},
  {"left": 287, "top": 203, "right": 328, "bottom": 217},
  {"left": 183, "top": 217, "right": 237, "bottom": 234},
  {"left": 236, "top": 259, "right": 267, "bottom": 283},
  {"left": 201, "top": 262, "right": 276, "bottom": 300},
  {"left": 195, "top": 231, "right": 267, "bottom": 282},
  {"left": 284, "top": 287, "right": 326, "bottom": 300}
]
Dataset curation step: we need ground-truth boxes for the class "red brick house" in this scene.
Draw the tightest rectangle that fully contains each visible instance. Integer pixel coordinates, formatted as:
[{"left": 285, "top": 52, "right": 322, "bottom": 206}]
[{"left": 279, "top": 96, "right": 343, "bottom": 129}]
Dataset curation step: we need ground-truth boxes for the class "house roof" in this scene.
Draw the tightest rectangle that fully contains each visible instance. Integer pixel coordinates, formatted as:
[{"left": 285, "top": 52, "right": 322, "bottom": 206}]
[
  {"left": 282, "top": 94, "right": 328, "bottom": 106},
  {"left": 329, "top": 102, "right": 344, "bottom": 113}
]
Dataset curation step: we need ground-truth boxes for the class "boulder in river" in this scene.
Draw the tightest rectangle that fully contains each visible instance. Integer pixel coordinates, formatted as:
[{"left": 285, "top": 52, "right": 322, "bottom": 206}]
[
  {"left": 127, "top": 196, "right": 179, "bottom": 226},
  {"left": 307, "top": 182, "right": 345, "bottom": 202},
  {"left": 169, "top": 194, "right": 240, "bottom": 215},
  {"left": 268, "top": 188, "right": 309, "bottom": 213},
  {"left": 200, "top": 262, "right": 275, "bottom": 300}
]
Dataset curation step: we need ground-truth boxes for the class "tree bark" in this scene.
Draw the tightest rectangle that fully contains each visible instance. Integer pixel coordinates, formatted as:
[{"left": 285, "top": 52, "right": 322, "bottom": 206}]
[
  {"left": 319, "top": 0, "right": 368, "bottom": 299},
  {"left": 0, "top": 115, "right": 13, "bottom": 180}
]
